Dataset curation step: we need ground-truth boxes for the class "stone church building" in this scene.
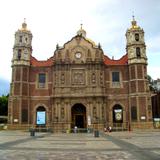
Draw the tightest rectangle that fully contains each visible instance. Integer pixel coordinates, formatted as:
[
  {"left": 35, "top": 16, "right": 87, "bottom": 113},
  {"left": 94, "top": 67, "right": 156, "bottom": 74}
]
[{"left": 8, "top": 18, "right": 153, "bottom": 131}]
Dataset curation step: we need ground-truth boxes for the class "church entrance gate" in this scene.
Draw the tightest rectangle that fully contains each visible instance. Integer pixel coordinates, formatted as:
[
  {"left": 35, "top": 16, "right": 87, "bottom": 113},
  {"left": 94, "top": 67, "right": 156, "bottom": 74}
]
[{"left": 71, "top": 103, "right": 86, "bottom": 129}]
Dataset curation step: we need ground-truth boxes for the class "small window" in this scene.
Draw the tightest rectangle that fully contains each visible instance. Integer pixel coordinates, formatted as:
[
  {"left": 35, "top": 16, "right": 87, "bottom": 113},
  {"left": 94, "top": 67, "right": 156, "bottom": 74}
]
[
  {"left": 131, "top": 106, "right": 137, "bottom": 121},
  {"left": 19, "top": 36, "right": 22, "bottom": 43},
  {"left": 17, "top": 49, "right": 21, "bottom": 60},
  {"left": 136, "top": 47, "right": 141, "bottom": 58},
  {"left": 135, "top": 34, "right": 139, "bottom": 41},
  {"left": 112, "top": 72, "right": 120, "bottom": 82},
  {"left": 38, "top": 73, "right": 46, "bottom": 88}
]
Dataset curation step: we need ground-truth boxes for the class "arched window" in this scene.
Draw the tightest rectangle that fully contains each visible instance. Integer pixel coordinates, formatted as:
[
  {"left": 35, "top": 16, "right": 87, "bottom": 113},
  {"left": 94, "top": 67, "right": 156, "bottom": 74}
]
[
  {"left": 19, "top": 36, "right": 22, "bottom": 43},
  {"left": 17, "top": 49, "right": 21, "bottom": 60},
  {"left": 136, "top": 47, "right": 141, "bottom": 58},
  {"left": 135, "top": 33, "right": 139, "bottom": 41}
]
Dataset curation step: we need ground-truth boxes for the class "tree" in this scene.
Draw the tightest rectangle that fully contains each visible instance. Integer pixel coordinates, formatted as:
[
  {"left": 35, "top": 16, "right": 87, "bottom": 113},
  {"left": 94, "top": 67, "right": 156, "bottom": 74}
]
[
  {"left": 147, "top": 75, "right": 155, "bottom": 91},
  {"left": 0, "top": 94, "right": 8, "bottom": 116},
  {"left": 147, "top": 75, "right": 160, "bottom": 93}
]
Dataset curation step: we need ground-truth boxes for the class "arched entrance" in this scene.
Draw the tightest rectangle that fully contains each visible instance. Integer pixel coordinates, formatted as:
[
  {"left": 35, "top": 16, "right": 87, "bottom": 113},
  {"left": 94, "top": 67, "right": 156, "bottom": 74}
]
[
  {"left": 71, "top": 103, "right": 86, "bottom": 128},
  {"left": 36, "top": 106, "right": 46, "bottom": 127},
  {"left": 113, "top": 104, "right": 123, "bottom": 123}
]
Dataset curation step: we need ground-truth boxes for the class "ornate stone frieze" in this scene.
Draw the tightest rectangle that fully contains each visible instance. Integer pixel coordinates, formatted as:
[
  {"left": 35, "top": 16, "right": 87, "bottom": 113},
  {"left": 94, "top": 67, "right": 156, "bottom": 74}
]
[{"left": 70, "top": 87, "right": 85, "bottom": 94}]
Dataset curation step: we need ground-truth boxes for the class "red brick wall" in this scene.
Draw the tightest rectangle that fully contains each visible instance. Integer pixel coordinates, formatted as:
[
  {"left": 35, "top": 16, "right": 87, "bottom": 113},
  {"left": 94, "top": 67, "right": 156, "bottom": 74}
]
[
  {"left": 138, "top": 97, "right": 146, "bottom": 118},
  {"left": 22, "top": 83, "right": 28, "bottom": 96},
  {"left": 15, "top": 67, "right": 21, "bottom": 81},
  {"left": 29, "top": 67, "right": 52, "bottom": 96},
  {"left": 130, "top": 65, "right": 135, "bottom": 79},
  {"left": 22, "top": 99, "right": 28, "bottom": 107},
  {"left": 12, "top": 68, "right": 15, "bottom": 82},
  {"left": 138, "top": 81, "right": 144, "bottom": 92},
  {"left": 131, "top": 97, "right": 136, "bottom": 107},
  {"left": 14, "top": 82, "right": 20, "bottom": 95},
  {"left": 22, "top": 67, "right": 28, "bottom": 81},
  {"left": 13, "top": 99, "right": 20, "bottom": 120},
  {"left": 137, "top": 65, "right": 143, "bottom": 79},
  {"left": 105, "top": 65, "right": 129, "bottom": 94},
  {"left": 130, "top": 81, "right": 136, "bottom": 93}
]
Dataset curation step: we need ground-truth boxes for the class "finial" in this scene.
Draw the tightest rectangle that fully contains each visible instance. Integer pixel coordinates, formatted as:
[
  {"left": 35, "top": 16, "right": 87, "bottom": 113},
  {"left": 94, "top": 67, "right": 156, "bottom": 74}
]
[
  {"left": 98, "top": 43, "right": 101, "bottom": 49},
  {"left": 131, "top": 12, "right": 138, "bottom": 28},
  {"left": 77, "top": 23, "right": 86, "bottom": 37},
  {"left": 22, "top": 18, "right": 27, "bottom": 30},
  {"left": 132, "top": 11, "right": 135, "bottom": 21},
  {"left": 56, "top": 43, "right": 59, "bottom": 50},
  {"left": 80, "top": 23, "right": 83, "bottom": 30}
]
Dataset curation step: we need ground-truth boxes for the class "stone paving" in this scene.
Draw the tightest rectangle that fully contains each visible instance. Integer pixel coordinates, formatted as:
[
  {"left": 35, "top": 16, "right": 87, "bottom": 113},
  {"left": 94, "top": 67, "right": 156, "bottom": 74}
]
[{"left": 0, "top": 130, "right": 160, "bottom": 160}]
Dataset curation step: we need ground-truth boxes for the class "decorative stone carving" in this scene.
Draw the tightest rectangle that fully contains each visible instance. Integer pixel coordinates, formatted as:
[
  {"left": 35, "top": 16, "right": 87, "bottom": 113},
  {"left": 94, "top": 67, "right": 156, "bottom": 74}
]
[
  {"left": 95, "top": 50, "right": 99, "bottom": 58},
  {"left": 86, "top": 49, "right": 92, "bottom": 62},
  {"left": 58, "top": 51, "right": 62, "bottom": 59},
  {"left": 75, "top": 36, "right": 81, "bottom": 44},
  {"left": 70, "top": 87, "right": 84, "bottom": 94},
  {"left": 100, "top": 72, "right": 103, "bottom": 85},
  {"left": 65, "top": 49, "right": 70, "bottom": 62},
  {"left": 93, "top": 106, "right": 96, "bottom": 117},
  {"left": 53, "top": 107, "right": 56, "bottom": 121},
  {"left": 92, "top": 72, "right": 96, "bottom": 83},
  {"left": 61, "top": 107, "right": 64, "bottom": 119},
  {"left": 71, "top": 69, "right": 85, "bottom": 85},
  {"left": 102, "top": 106, "right": 104, "bottom": 120},
  {"left": 61, "top": 73, "right": 65, "bottom": 84},
  {"left": 87, "top": 49, "right": 91, "bottom": 57},
  {"left": 54, "top": 73, "right": 58, "bottom": 85}
]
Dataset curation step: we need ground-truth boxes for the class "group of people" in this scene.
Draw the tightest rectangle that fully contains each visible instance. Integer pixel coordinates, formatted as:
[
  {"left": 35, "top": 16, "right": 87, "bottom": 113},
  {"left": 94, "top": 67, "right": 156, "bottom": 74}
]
[
  {"left": 74, "top": 126, "right": 112, "bottom": 133},
  {"left": 104, "top": 126, "right": 112, "bottom": 132}
]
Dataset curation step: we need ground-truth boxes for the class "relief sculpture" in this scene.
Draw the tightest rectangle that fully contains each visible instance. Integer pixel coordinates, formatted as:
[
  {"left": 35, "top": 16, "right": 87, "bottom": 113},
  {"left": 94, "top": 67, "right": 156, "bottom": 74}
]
[{"left": 72, "top": 69, "right": 85, "bottom": 85}]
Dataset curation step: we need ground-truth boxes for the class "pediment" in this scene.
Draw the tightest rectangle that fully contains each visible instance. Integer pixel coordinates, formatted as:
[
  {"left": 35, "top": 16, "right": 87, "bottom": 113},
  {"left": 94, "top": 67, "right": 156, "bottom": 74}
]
[{"left": 54, "top": 35, "right": 103, "bottom": 63}]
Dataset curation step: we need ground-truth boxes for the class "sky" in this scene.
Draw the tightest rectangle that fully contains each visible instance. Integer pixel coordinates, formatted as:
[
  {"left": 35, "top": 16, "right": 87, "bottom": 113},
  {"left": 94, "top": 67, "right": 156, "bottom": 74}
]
[{"left": 0, "top": 0, "right": 160, "bottom": 95}]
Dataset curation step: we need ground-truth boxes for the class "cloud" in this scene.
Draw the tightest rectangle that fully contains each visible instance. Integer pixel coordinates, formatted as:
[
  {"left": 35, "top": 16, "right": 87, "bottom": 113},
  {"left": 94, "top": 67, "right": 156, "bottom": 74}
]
[
  {"left": 0, "top": 0, "right": 160, "bottom": 83},
  {"left": 148, "top": 66, "right": 160, "bottom": 80},
  {"left": 147, "top": 35, "right": 160, "bottom": 54}
]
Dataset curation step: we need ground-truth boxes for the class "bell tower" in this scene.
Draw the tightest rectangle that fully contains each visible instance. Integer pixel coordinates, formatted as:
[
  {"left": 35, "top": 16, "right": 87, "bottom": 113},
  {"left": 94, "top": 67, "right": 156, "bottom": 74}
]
[
  {"left": 126, "top": 16, "right": 152, "bottom": 127},
  {"left": 126, "top": 16, "right": 147, "bottom": 64},
  {"left": 8, "top": 20, "right": 33, "bottom": 125},
  {"left": 12, "top": 19, "right": 32, "bottom": 66}
]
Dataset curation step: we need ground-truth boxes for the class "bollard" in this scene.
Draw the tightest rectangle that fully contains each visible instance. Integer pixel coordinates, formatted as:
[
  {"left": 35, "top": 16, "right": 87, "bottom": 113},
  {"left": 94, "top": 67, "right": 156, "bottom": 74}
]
[
  {"left": 30, "top": 128, "right": 35, "bottom": 136},
  {"left": 94, "top": 130, "right": 99, "bottom": 137}
]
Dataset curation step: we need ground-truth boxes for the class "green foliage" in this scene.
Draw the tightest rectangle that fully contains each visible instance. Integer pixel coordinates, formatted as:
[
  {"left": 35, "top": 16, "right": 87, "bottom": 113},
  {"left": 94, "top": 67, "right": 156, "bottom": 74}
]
[
  {"left": 147, "top": 75, "right": 153, "bottom": 84},
  {"left": 147, "top": 75, "right": 155, "bottom": 91},
  {"left": 0, "top": 95, "right": 8, "bottom": 116}
]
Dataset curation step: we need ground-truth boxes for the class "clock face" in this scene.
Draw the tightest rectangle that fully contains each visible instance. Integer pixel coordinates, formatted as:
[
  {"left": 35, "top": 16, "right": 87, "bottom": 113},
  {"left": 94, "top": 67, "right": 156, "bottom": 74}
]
[{"left": 75, "top": 52, "right": 81, "bottom": 59}]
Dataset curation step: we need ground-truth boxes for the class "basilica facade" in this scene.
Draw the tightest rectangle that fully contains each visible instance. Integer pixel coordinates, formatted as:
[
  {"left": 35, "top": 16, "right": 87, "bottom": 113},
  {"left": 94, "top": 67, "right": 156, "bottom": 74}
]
[{"left": 8, "top": 18, "right": 153, "bottom": 130}]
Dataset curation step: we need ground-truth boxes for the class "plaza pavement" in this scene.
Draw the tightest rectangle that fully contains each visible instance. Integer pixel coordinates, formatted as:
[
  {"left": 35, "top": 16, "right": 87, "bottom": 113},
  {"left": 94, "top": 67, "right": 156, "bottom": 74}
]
[{"left": 0, "top": 130, "right": 160, "bottom": 160}]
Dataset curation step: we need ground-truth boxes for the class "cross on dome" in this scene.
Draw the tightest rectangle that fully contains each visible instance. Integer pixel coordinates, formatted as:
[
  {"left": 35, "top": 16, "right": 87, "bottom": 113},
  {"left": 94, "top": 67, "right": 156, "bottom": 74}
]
[{"left": 77, "top": 23, "right": 86, "bottom": 37}]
